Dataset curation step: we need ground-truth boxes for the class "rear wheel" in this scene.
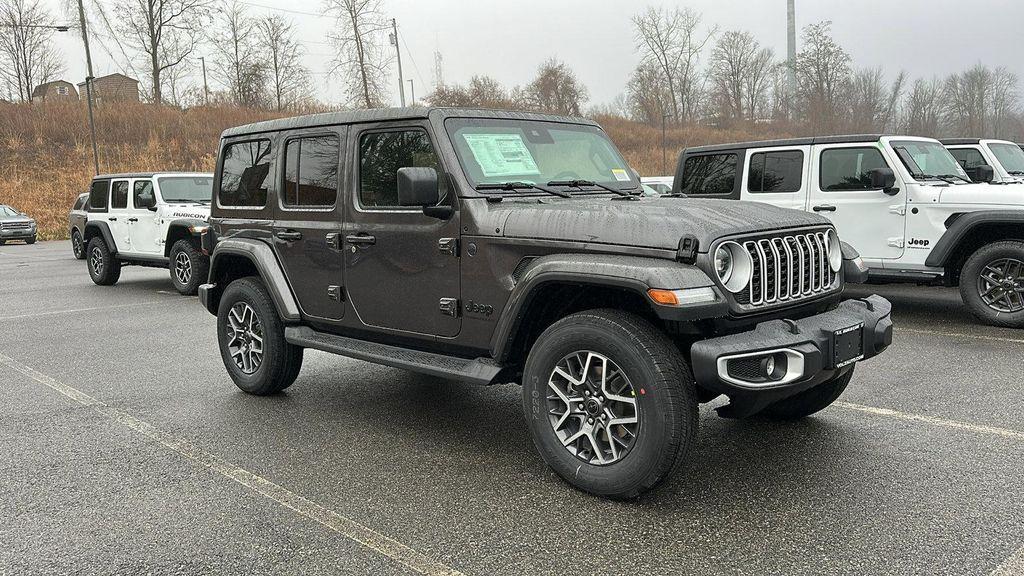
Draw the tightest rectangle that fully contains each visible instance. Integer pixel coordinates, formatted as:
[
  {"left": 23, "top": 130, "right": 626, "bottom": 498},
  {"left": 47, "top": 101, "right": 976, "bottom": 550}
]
[
  {"left": 72, "top": 230, "right": 85, "bottom": 259},
  {"left": 960, "top": 241, "right": 1024, "bottom": 328},
  {"left": 87, "top": 236, "right": 121, "bottom": 286},
  {"left": 759, "top": 368, "right": 854, "bottom": 420},
  {"left": 169, "top": 239, "right": 207, "bottom": 295},
  {"left": 217, "top": 277, "right": 303, "bottom": 395},
  {"left": 521, "top": 309, "right": 697, "bottom": 499}
]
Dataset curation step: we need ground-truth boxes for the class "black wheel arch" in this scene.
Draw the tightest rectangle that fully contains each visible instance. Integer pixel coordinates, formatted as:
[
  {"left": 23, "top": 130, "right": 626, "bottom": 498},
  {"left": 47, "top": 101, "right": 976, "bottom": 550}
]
[
  {"left": 83, "top": 221, "right": 117, "bottom": 255},
  {"left": 203, "top": 238, "right": 301, "bottom": 322},
  {"left": 926, "top": 211, "right": 1024, "bottom": 284},
  {"left": 164, "top": 218, "right": 206, "bottom": 257}
]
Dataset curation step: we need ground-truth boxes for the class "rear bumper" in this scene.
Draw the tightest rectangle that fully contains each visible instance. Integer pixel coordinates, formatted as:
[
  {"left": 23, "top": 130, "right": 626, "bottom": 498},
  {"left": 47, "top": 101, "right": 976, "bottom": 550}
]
[{"left": 690, "top": 295, "right": 893, "bottom": 418}]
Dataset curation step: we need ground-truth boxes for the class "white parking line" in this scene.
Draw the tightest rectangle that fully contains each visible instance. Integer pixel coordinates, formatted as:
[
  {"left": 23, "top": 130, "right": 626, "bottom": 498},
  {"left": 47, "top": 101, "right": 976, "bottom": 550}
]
[
  {"left": 836, "top": 402, "right": 1024, "bottom": 440},
  {"left": 991, "top": 544, "right": 1024, "bottom": 576},
  {"left": 901, "top": 327, "right": 1024, "bottom": 345},
  {"left": 0, "top": 353, "right": 465, "bottom": 576},
  {"left": 0, "top": 301, "right": 176, "bottom": 322}
]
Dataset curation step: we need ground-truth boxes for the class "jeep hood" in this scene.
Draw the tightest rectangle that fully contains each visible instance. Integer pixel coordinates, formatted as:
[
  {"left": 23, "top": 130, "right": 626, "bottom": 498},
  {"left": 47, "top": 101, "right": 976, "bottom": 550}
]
[
  {"left": 0, "top": 215, "right": 34, "bottom": 224},
  {"left": 495, "top": 197, "right": 829, "bottom": 251},
  {"left": 938, "top": 183, "right": 1024, "bottom": 206}
]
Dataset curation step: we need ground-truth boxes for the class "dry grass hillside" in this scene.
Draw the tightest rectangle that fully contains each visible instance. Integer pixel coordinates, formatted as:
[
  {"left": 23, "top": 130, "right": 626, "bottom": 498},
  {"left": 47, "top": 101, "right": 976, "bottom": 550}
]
[{"left": 0, "top": 102, "right": 788, "bottom": 240}]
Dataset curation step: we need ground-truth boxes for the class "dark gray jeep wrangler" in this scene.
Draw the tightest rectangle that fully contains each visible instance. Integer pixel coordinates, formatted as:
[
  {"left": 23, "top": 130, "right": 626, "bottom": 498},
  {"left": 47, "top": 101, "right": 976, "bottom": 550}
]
[{"left": 199, "top": 108, "right": 893, "bottom": 498}]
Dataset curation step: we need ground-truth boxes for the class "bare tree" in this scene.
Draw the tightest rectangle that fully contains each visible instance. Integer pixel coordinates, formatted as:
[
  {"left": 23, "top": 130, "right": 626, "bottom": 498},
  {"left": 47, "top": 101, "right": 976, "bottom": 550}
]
[
  {"left": 989, "top": 67, "right": 1018, "bottom": 138},
  {"left": 709, "top": 30, "right": 774, "bottom": 123},
  {"left": 943, "top": 64, "right": 992, "bottom": 136},
  {"left": 324, "top": 0, "right": 389, "bottom": 108},
  {"left": 0, "top": 0, "right": 61, "bottom": 102},
  {"left": 258, "top": 15, "right": 307, "bottom": 111},
  {"left": 209, "top": 0, "right": 266, "bottom": 107},
  {"left": 792, "top": 21, "right": 851, "bottom": 133},
  {"left": 518, "top": 58, "right": 588, "bottom": 116},
  {"left": 901, "top": 77, "right": 942, "bottom": 136},
  {"left": 632, "top": 6, "right": 715, "bottom": 124},
  {"left": 847, "top": 67, "right": 906, "bottom": 132},
  {"left": 626, "top": 60, "right": 671, "bottom": 125},
  {"left": 426, "top": 74, "right": 513, "bottom": 109},
  {"left": 116, "top": 0, "right": 208, "bottom": 104}
]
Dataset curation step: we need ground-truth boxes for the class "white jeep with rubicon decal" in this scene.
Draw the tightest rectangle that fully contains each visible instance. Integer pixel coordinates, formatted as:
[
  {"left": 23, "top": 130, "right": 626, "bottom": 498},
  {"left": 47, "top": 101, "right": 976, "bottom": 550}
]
[{"left": 83, "top": 172, "right": 213, "bottom": 294}]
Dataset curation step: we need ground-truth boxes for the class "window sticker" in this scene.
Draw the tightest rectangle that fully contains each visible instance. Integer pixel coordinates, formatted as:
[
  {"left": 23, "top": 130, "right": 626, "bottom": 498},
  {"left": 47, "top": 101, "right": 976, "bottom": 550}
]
[
  {"left": 462, "top": 133, "right": 541, "bottom": 177},
  {"left": 611, "top": 168, "right": 630, "bottom": 182}
]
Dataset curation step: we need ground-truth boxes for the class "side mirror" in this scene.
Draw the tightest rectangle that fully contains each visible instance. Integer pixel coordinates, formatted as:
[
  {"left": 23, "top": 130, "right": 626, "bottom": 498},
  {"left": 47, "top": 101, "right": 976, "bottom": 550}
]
[
  {"left": 868, "top": 167, "right": 898, "bottom": 196},
  {"left": 974, "top": 164, "right": 995, "bottom": 183},
  {"left": 137, "top": 192, "right": 157, "bottom": 210},
  {"left": 398, "top": 167, "right": 451, "bottom": 219}
]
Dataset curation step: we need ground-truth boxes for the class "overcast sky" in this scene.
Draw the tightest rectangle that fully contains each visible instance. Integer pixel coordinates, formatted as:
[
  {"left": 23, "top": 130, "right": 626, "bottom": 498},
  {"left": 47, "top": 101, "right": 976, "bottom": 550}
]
[{"left": 45, "top": 0, "right": 1024, "bottom": 108}]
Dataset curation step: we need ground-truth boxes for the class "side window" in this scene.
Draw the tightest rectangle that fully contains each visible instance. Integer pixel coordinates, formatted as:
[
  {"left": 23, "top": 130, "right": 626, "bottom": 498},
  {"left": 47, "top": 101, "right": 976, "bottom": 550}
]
[
  {"left": 819, "top": 147, "right": 889, "bottom": 191},
  {"left": 133, "top": 180, "right": 154, "bottom": 208},
  {"left": 73, "top": 196, "right": 85, "bottom": 210},
  {"left": 748, "top": 150, "right": 804, "bottom": 193},
  {"left": 949, "top": 148, "right": 986, "bottom": 170},
  {"left": 111, "top": 181, "right": 129, "bottom": 209},
  {"left": 89, "top": 180, "right": 109, "bottom": 212},
  {"left": 680, "top": 153, "right": 737, "bottom": 195},
  {"left": 283, "top": 135, "right": 340, "bottom": 208},
  {"left": 359, "top": 129, "right": 447, "bottom": 208},
  {"left": 220, "top": 139, "right": 272, "bottom": 207}
]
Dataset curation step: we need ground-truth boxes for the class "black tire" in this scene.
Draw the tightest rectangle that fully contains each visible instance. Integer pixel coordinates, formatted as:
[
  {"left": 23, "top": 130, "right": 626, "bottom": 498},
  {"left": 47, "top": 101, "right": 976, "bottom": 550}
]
[
  {"left": 0, "top": 240, "right": 5, "bottom": 245},
  {"left": 86, "top": 236, "right": 121, "bottom": 286},
  {"left": 959, "top": 240, "right": 1024, "bottom": 328},
  {"left": 169, "top": 239, "right": 208, "bottom": 296},
  {"left": 71, "top": 230, "right": 86, "bottom": 259},
  {"left": 521, "top": 308, "right": 698, "bottom": 499},
  {"left": 26, "top": 236, "right": 36, "bottom": 245},
  {"left": 759, "top": 367, "right": 855, "bottom": 420},
  {"left": 217, "top": 277, "right": 303, "bottom": 395}
]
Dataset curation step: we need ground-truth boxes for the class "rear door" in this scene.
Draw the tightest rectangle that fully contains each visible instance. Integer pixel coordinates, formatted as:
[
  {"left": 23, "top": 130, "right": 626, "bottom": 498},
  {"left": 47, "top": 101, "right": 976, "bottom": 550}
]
[
  {"left": 808, "top": 143, "right": 906, "bottom": 262},
  {"left": 272, "top": 128, "right": 347, "bottom": 321},
  {"left": 738, "top": 146, "right": 809, "bottom": 210},
  {"left": 129, "top": 179, "right": 163, "bottom": 255},
  {"left": 107, "top": 179, "right": 133, "bottom": 253}
]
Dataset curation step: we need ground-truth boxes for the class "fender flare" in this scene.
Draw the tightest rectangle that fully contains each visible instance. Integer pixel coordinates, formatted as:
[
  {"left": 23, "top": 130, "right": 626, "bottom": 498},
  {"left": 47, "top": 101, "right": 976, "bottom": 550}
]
[
  {"left": 925, "top": 210, "right": 1024, "bottom": 267},
  {"left": 83, "top": 221, "right": 117, "bottom": 255},
  {"left": 489, "top": 253, "right": 722, "bottom": 362},
  {"left": 164, "top": 218, "right": 208, "bottom": 256},
  {"left": 206, "top": 238, "right": 300, "bottom": 322}
]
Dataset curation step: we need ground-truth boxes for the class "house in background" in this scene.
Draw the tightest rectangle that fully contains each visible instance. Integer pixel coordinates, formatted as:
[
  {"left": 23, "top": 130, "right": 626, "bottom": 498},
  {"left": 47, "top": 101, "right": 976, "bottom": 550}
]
[
  {"left": 31, "top": 80, "right": 78, "bottom": 102},
  {"left": 76, "top": 73, "right": 140, "bottom": 104}
]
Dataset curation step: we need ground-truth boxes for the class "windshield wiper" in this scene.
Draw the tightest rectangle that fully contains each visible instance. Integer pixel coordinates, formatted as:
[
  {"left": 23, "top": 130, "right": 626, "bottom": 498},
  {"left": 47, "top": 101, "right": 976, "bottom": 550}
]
[
  {"left": 475, "top": 181, "right": 571, "bottom": 198},
  {"left": 547, "top": 179, "right": 636, "bottom": 197},
  {"left": 1008, "top": 170, "right": 1024, "bottom": 176}
]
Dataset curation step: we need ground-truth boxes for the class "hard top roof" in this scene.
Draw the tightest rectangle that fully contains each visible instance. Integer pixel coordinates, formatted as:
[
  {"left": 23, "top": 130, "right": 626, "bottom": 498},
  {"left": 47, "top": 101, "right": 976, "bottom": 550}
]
[
  {"left": 220, "top": 107, "right": 600, "bottom": 138},
  {"left": 684, "top": 134, "right": 889, "bottom": 154},
  {"left": 91, "top": 172, "right": 212, "bottom": 180},
  {"left": 939, "top": 138, "right": 982, "bottom": 145}
]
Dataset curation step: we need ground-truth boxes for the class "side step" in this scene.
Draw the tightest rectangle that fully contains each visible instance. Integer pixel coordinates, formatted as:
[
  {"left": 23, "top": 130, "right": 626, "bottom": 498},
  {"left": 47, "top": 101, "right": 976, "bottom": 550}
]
[{"left": 284, "top": 326, "right": 504, "bottom": 386}]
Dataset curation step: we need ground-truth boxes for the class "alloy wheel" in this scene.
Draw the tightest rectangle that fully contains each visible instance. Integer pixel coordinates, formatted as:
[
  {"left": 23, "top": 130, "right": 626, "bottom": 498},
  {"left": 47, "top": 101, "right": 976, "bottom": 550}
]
[
  {"left": 978, "top": 257, "right": 1024, "bottom": 313},
  {"left": 174, "top": 251, "right": 192, "bottom": 286},
  {"left": 546, "top": 351, "right": 640, "bottom": 466},
  {"left": 73, "top": 234, "right": 83, "bottom": 258},
  {"left": 226, "top": 302, "right": 264, "bottom": 374},
  {"left": 89, "top": 246, "right": 103, "bottom": 276}
]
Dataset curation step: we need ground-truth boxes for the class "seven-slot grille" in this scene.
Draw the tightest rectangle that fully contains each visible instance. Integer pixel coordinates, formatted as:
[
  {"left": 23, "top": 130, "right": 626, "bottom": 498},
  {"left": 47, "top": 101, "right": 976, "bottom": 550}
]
[
  {"left": 1, "top": 221, "right": 31, "bottom": 230},
  {"left": 734, "top": 230, "right": 837, "bottom": 307}
]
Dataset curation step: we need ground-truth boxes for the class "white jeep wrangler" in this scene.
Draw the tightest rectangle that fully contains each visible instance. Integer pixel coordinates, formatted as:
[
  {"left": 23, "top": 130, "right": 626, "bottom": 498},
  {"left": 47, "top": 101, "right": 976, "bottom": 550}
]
[
  {"left": 942, "top": 138, "right": 1024, "bottom": 184},
  {"left": 84, "top": 172, "right": 213, "bottom": 294},
  {"left": 676, "top": 135, "right": 1024, "bottom": 327}
]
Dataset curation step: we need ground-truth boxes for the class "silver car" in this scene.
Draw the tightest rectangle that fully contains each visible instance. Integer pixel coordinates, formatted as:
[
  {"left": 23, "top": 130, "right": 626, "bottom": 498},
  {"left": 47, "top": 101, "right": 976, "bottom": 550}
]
[{"left": 0, "top": 204, "right": 37, "bottom": 245}]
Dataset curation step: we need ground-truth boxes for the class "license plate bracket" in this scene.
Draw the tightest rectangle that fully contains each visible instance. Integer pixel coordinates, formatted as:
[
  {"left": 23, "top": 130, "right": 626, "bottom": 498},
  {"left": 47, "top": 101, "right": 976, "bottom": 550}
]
[{"left": 832, "top": 324, "right": 864, "bottom": 368}]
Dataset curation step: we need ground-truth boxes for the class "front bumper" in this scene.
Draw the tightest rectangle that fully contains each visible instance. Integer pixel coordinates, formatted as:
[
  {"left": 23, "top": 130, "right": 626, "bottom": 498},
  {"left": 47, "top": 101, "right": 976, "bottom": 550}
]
[
  {"left": 690, "top": 295, "right": 893, "bottom": 418},
  {"left": 0, "top": 228, "right": 36, "bottom": 240}
]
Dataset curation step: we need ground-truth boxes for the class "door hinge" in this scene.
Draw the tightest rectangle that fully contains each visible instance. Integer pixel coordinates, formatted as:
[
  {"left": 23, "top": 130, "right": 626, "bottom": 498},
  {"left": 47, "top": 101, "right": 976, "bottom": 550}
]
[
  {"left": 438, "top": 237, "right": 459, "bottom": 256},
  {"left": 888, "top": 237, "right": 905, "bottom": 248},
  {"left": 327, "top": 285, "right": 344, "bottom": 302},
  {"left": 439, "top": 297, "right": 459, "bottom": 317},
  {"left": 889, "top": 204, "right": 907, "bottom": 216}
]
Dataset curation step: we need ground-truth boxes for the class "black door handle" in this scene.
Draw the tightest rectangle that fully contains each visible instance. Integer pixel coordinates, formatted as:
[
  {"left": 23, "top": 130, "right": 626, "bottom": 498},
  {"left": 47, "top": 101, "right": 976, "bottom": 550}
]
[
  {"left": 812, "top": 205, "right": 837, "bottom": 212},
  {"left": 275, "top": 230, "right": 302, "bottom": 241},
  {"left": 345, "top": 234, "right": 376, "bottom": 246},
  {"left": 108, "top": 217, "right": 117, "bottom": 221},
  {"left": 127, "top": 217, "right": 138, "bottom": 222}
]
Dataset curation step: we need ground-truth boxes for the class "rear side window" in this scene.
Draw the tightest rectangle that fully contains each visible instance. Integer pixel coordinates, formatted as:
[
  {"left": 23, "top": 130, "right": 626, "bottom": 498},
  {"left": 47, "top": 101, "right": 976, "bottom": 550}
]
[
  {"left": 73, "top": 195, "right": 86, "bottom": 210},
  {"left": 359, "top": 129, "right": 447, "bottom": 208},
  {"left": 680, "top": 153, "right": 737, "bottom": 195},
  {"left": 819, "top": 147, "right": 888, "bottom": 191},
  {"left": 748, "top": 150, "right": 803, "bottom": 193},
  {"left": 283, "top": 135, "right": 340, "bottom": 208},
  {"left": 89, "top": 180, "right": 109, "bottom": 211},
  {"left": 220, "top": 140, "right": 272, "bottom": 207},
  {"left": 111, "top": 181, "right": 129, "bottom": 209},
  {"left": 949, "top": 148, "right": 986, "bottom": 170}
]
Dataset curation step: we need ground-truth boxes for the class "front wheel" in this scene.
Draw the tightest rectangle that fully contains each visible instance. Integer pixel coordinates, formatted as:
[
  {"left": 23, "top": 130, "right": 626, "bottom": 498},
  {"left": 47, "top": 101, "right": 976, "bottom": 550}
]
[
  {"left": 960, "top": 241, "right": 1024, "bottom": 328},
  {"left": 26, "top": 236, "right": 35, "bottom": 245},
  {"left": 521, "top": 309, "right": 698, "bottom": 499},
  {"left": 169, "top": 239, "right": 208, "bottom": 295},
  {"left": 87, "top": 236, "right": 121, "bottom": 286},
  {"left": 217, "top": 277, "right": 303, "bottom": 395}
]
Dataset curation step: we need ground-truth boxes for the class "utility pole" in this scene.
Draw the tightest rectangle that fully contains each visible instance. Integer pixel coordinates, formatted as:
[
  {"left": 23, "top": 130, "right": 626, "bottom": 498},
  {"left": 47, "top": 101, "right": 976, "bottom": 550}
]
[
  {"left": 786, "top": 0, "right": 797, "bottom": 104},
  {"left": 199, "top": 56, "right": 209, "bottom": 105},
  {"left": 407, "top": 79, "right": 414, "bottom": 105},
  {"left": 76, "top": 0, "right": 100, "bottom": 175},
  {"left": 390, "top": 18, "right": 405, "bottom": 107}
]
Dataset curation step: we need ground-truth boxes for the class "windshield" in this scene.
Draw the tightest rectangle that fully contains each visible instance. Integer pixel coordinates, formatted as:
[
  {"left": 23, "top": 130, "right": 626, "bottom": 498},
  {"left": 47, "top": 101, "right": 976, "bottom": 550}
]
[
  {"left": 989, "top": 143, "right": 1024, "bottom": 174},
  {"left": 0, "top": 205, "right": 21, "bottom": 216},
  {"left": 445, "top": 118, "right": 639, "bottom": 192},
  {"left": 158, "top": 176, "right": 213, "bottom": 203},
  {"left": 890, "top": 140, "right": 970, "bottom": 182}
]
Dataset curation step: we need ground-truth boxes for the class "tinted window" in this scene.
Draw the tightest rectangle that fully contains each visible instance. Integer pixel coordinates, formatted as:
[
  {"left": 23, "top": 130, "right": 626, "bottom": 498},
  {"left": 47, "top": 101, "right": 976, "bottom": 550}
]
[
  {"left": 680, "top": 153, "right": 737, "bottom": 195},
  {"left": 820, "top": 147, "right": 889, "bottom": 191},
  {"left": 73, "top": 195, "right": 86, "bottom": 210},
  {"left": 949, "top": 148, "right": 986, "bottom": 170},
  {"left": 220, "top": 140, "right": 272, "bottom": 207},
  {"left": 747, "top": 150, "right": 804, "bottom": 193},
  {"left": 283, "top": 135, "right": 340, "bottom": 207},
  {"left": 359, "top": 130, "right": 446, "bottom": 208},
  {"left": 111, "top": 181, "right": 129, "bottom": 209},
  {"left": 89, "top": 180, "right": 109, "bottom": 211},
  {"left": 133, "top": 180, "right": 153, "bottom": 208}
]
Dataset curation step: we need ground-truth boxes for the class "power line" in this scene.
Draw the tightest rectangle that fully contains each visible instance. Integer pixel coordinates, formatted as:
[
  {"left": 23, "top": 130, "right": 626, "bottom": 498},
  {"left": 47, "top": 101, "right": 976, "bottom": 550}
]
[{"left": 236, "top": 0, "right": 322, "bottom": 18}]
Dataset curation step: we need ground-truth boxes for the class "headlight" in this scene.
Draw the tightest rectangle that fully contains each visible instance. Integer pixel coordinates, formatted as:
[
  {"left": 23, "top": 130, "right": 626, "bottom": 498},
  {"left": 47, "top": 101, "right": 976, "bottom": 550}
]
[
  {"left": 714, "top": 241, "right": 753, "bottom": 293},
  {"left": 827, "top": 229, "right": 842, "bottom": 272}
]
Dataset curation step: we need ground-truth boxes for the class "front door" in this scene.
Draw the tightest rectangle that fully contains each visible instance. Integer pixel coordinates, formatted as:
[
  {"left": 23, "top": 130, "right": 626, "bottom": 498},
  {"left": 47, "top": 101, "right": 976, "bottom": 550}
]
[
  {"left": 129, "top": 179, "right": 163, "bottom": 255},
  {"left": 342, "top": 124, "right": 461, "bottom": 338},
  {"left": 107, "top": 179, "right": 133, "bottom": 253},
  {"left": 272, "top": 130, "right": 347, "bottom": 321},
  {"left": 808, "top": 144, "right": 906, "bottom": 262}
]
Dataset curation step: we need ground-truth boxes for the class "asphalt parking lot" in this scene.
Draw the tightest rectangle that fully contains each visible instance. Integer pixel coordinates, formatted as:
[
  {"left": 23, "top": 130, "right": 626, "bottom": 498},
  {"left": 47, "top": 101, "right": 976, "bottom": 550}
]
[{"left": 1, "top": 240, "right": 1022, "bottom": 576}]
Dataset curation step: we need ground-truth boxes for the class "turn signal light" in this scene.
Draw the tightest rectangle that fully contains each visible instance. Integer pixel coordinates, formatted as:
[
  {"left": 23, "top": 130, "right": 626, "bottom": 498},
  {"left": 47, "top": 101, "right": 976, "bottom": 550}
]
[{"left": 647, "top": 287, "right": 718, "bottom": 307}]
